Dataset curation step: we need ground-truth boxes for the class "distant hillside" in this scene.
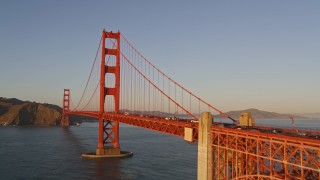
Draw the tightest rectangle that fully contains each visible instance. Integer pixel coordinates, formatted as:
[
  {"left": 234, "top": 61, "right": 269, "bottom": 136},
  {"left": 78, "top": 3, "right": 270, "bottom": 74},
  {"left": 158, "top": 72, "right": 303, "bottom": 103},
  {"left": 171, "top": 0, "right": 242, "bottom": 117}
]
[
  {"left": 0, "top": 97, "right": 89, "bottom": 126},
  {"left": 218, "top": 108, "right": 308, "bottom": 120},
  {"left": 0, "top": 97, "right": 61, "bottom": 125},
  {"left": 295, "top": 113, "right": 320, "bottom": 119},
  {"left": 0, "top": 97, "right": 61, "bottom": 126}
]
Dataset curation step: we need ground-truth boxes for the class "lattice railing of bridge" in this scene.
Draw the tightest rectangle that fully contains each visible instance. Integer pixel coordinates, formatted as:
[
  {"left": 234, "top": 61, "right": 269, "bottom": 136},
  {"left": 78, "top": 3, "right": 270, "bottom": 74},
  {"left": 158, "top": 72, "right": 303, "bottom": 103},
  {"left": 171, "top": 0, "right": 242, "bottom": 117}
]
[
  {"left": 211, "top": 125, "right": 320, "bottom": 180},
  {"left": 63, "top": 29, "right": 320, "bottom": 179}
]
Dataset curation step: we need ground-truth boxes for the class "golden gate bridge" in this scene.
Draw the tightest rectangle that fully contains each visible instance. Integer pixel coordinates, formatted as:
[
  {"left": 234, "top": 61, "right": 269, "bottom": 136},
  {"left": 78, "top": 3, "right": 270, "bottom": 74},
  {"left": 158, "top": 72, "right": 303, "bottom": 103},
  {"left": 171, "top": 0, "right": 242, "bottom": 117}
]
[{"left": 61, "top": 29, "right": 320, "bottom": 180}]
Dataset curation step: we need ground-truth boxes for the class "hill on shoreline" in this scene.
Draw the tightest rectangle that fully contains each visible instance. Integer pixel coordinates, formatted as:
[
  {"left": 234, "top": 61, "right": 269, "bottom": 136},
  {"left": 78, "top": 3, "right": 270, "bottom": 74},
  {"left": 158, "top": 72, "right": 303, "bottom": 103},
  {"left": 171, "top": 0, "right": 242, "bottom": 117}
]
[
  {"left": 0, "top": 97, "right": 62, "bottom": 126},
  {"left": 0, "top": 97, "right": 96, "bottom": 126}
]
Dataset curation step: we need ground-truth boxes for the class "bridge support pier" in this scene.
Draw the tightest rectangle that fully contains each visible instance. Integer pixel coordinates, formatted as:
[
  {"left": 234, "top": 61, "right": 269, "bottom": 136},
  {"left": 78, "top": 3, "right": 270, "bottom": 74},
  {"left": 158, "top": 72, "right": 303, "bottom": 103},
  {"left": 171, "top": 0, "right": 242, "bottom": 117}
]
[
  {"left": 96, "top": 117, "right": 120, "bottom": 156},
  {"left": 197, "top": 112, "right": 213, "bottom": 180},
  {"left": 96, "top": 147, "right": 120, "bottom": 156},
  {"left": 81, "top": 118, "right": 133, "bottom": 159}
]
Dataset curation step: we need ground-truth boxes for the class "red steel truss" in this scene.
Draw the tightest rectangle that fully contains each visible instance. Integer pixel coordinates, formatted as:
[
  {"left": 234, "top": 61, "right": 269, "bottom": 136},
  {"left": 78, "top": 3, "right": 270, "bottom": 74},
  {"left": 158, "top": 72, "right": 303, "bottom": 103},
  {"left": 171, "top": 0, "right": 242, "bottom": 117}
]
[
  {"left": 211, "top": 125, "right": 320, "bottom": 179},
  {"left": 62, "top": 28, "right": 320, "bottom": 179},
  {"left": 66, "top": 110, "right": 320, "bottom": 179},
  {"left": 66, "top": 111, "right": 199, "bottom": 141}
]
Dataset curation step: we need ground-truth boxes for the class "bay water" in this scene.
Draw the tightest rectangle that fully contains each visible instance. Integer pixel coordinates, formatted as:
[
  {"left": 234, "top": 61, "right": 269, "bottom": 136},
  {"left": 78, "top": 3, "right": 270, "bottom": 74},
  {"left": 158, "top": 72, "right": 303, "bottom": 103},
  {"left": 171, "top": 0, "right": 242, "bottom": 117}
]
[{"left": 0, "top": 119, "right": 319, "bottom": 179}]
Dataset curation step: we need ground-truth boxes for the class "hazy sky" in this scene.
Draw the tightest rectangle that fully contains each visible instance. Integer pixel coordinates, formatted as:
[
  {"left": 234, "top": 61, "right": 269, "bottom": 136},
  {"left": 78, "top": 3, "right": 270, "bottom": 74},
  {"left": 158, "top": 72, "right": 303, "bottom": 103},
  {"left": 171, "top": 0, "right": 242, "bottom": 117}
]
[{"left": 1, "top": 0, "right": 319, "bottom": 114}]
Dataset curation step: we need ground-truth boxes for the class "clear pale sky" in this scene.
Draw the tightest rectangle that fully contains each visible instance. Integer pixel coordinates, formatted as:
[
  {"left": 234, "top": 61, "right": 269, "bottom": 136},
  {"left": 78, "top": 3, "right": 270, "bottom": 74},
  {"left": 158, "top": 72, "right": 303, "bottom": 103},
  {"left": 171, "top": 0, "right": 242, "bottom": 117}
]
[{"left": 1, "top": 0, "right": 319, "bottom": 114}]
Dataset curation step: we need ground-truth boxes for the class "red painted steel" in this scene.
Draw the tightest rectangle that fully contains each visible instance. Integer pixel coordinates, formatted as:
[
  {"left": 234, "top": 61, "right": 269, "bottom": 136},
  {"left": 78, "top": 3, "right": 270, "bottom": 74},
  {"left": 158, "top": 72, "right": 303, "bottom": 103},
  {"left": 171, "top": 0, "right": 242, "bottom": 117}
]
[
  {"left": 66, "top": 110, "right": 199, "bottom": 141},
  {"left": 210, "top": 125, "right": 320, "bottom": 179},
  {"left": 98, "top": 30, "right": 121, "bottom": 150},
  {"left": 63, "top": 28, "right": 320, "bottom": 179},
  {"left": 61, "top": 89, "right": 70, "bottom": 126},
  {"left": 98, "top": 30, "right": 106, "bottom": 149},
  {"left": 66, "top": 109, "right": 320, "bottom": 179}
]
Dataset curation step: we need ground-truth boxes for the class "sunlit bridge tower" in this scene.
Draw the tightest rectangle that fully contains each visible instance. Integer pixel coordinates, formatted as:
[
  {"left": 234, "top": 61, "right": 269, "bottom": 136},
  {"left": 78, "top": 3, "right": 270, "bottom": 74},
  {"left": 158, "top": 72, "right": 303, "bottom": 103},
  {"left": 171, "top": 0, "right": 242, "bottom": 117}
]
[
  {"left": 96, "top": 29, "right": 121, "bottom": 156},
  {"left": 60, "top": 28, "right": 320, "bottom": 176},
  {"left": 61, "top": 89, "right": 70, "bottom": 126}
]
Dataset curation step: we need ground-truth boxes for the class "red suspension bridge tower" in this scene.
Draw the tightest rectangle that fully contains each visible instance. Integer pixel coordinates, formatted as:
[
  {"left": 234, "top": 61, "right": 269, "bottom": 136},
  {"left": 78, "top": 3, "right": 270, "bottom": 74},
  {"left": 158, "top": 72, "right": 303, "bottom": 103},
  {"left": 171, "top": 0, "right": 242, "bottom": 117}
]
[
  {"left": 96, "top": 29, "right": 121, "bottom": 156},
  {"left": 61, "top": 28, "right": 320, "bottom": 178},
  {"left": 61, "top": 89, "right": 70, "bottom": 126}
]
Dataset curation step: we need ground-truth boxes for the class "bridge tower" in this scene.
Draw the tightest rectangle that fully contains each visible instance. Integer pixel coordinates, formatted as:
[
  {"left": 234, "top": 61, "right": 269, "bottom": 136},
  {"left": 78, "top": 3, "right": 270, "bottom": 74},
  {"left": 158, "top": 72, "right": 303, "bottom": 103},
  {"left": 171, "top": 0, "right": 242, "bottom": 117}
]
[
  {"left": 61, "top": 89, "right": 70, "bottom": 126},
  {"left": 96, "top": 29, "right": 121, "bottom": 155}
]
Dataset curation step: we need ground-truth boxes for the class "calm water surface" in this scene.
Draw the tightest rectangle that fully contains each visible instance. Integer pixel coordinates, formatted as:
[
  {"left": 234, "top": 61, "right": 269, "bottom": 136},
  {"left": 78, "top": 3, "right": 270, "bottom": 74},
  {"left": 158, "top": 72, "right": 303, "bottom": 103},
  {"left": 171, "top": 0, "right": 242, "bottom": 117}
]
[
  {"left": 0, "top": 119, "right": 319, "bottom": 179},
  {"left": 0, "top": 123, "right": 197, "bottom": 180}
]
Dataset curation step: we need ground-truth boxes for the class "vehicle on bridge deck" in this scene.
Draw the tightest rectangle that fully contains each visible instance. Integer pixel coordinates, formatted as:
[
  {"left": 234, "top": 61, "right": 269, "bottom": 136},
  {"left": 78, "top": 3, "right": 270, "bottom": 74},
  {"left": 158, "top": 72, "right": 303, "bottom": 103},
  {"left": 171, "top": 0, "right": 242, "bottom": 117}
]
[
  {"left": 190, "top": 119, "right": 198, "bottom": 123},
  {"left": 165, "top": 116, "right": 177, "bottom": 121}
]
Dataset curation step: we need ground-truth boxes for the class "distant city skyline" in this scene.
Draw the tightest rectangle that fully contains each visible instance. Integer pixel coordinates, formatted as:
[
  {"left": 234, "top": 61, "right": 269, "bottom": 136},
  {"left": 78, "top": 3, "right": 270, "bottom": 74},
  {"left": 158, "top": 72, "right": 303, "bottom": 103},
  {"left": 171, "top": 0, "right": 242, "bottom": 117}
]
[{"left": 0, "top": 1, "right": 319, "bottom": 114}]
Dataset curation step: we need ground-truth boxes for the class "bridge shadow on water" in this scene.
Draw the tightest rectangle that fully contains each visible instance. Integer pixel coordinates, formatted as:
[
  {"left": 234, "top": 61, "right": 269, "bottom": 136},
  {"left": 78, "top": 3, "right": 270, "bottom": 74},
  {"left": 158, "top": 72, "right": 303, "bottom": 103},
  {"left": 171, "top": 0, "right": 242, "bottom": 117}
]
[
  {"left": 60, "top": 126, "right": 135, "bottom": 180},
  {"left": 61, "top": 126, "right": 88, "bottom": 153},
  {"left": 57, "top": 123, "right": 198, "bottom": 179}
]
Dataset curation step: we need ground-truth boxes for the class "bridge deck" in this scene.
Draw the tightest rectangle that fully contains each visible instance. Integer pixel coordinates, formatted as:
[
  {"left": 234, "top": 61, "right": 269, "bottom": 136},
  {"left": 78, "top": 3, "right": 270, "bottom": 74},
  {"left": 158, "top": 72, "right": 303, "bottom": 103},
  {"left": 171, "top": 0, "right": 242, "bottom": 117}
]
[{"left": 67, "top": 111, "right": 320, "bottom": 179}]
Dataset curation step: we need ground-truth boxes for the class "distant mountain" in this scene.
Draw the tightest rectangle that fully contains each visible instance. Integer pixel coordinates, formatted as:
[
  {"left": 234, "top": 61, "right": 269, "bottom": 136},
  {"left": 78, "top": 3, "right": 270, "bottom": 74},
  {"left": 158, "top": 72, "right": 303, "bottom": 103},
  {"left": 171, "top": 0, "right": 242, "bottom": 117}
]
[
  {"left": 218, "top": 108, "right": 308, "bottom": 120},
  {"left": 294, "top": 113, "right": 320, "bottom": 119}
]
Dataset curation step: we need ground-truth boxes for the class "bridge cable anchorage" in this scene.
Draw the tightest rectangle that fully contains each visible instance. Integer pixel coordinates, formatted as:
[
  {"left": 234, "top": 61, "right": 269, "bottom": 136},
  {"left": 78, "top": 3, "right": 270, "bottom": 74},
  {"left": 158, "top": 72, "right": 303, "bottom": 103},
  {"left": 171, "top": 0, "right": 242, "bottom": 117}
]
[{"left": 121, "top": 34, "right": 237, "bottom": 123}]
